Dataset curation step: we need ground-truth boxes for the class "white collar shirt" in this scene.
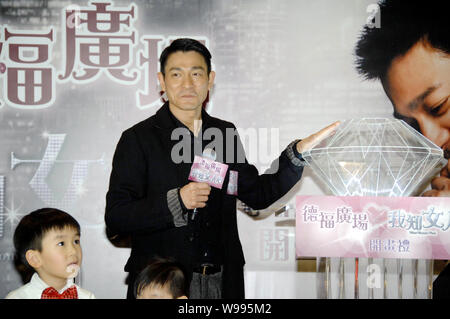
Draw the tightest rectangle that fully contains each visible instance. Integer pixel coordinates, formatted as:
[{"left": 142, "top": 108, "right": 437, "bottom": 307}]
[{"left": 5, "top": 273, "right": 95, "bottom": 299}]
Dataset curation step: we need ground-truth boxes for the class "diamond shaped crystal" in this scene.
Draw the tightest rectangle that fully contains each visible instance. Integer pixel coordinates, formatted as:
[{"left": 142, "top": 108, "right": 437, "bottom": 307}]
[{"left": 302, "top": 118, "right": 444, "bottom": 197}]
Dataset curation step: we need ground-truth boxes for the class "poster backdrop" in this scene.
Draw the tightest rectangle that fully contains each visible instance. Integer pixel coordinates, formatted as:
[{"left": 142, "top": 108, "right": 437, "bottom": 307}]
[{"left": 0, "top": 0, "right": 396, "bottom": 298}]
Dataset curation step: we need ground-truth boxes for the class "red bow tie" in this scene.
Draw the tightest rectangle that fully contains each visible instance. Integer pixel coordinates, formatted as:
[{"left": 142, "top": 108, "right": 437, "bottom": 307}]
[{"left": 41, "top": 286, "right": 78, "bottom": 299}]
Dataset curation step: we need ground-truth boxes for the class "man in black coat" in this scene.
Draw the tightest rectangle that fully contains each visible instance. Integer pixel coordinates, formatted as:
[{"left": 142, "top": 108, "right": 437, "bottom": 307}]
[{"left": 105, "top": 38, "right": 339, "bottom": 299}]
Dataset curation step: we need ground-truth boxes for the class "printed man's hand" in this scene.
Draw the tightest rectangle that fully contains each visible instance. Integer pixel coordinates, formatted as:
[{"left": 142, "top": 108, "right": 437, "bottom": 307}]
[
  {"left": 296, "top": 121, "right": 341, "bottom": 154},
  {"left": 179, "top": 182, "right": 211, "bottom": 210},
  {"left": 423, "top": 159, "right": 450, "bottom": 197}
]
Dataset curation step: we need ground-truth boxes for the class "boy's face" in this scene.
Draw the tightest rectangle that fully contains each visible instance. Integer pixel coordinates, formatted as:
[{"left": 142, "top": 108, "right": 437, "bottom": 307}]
[
  {"left": 137, "top": 284, "right": 173, "bottom": 299},
  {"left": 137, "top": 284, "right": 187, "bottom": 299},
  {"left": 28, "top": 226, "right": 82, "bottom": 289}
]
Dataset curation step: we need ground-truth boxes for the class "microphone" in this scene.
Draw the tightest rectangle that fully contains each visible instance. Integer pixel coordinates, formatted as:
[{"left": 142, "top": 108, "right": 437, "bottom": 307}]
[{"left": 191, "top": 148, "right": 217, "bottom": 220}]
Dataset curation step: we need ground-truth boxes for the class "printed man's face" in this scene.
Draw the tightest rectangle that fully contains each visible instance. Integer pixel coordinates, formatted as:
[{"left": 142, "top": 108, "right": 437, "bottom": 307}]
[
  {"left": 383, "top": 41, "right": 450, "bottom": 156},
  {"left": 157, "top": 50, "right": 215, "bottom": 113}
]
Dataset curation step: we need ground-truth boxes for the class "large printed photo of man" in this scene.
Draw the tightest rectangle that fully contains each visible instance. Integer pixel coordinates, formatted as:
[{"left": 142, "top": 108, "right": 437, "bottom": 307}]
[{"left": 354, "top": 0, "right": 449, "bottom": 298}]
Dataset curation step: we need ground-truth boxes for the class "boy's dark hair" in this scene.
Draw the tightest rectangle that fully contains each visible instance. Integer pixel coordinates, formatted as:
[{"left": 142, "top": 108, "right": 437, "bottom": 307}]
[
  {"left": 159, "top": 38, "right": 212, "bottom": 76},
  {"left": 355, "top": 0, "right": 449, "bottom": 81},
  {"left": 13, "top": 208, "right": 80, "bottom": 270},
  {"left": 134, "top": 257, "right": 189, "bottom": 299}
]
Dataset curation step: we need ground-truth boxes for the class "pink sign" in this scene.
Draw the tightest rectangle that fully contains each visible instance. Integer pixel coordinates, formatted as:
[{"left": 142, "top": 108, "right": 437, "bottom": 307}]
[
  {"left": 296, "top": 195, "right": 450, "bottom": 260},
  {"left": 188, "top": 155, "right": 228, "bottom": 189}
]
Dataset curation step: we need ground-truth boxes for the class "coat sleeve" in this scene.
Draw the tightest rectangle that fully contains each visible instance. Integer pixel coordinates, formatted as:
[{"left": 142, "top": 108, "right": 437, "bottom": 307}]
[
  {"left": 104, "top": 128, "right": 175, "bottom": 235},
  {"left": 233, "top": 125, "right": 305, "bottom": 210}
]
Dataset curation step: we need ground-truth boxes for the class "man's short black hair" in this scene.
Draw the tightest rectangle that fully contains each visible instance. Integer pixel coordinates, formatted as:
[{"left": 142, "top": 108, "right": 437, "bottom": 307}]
[
  {"left": 159, "top": 38, "right": 212, "bottom": 76},
  {"left": 13, "top": 208, "right": 80, "bottom": 270},
  {"left": 134, "top": 256, "right": 189, "bottom": 298},
  {"left": 355, "top": 0, "right": 449, "bottom": 81}
]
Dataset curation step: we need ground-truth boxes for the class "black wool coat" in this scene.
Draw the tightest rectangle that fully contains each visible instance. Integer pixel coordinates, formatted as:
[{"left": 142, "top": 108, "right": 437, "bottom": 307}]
[{"left": 105, "top": 102, "right": 304, "bottom": 298}]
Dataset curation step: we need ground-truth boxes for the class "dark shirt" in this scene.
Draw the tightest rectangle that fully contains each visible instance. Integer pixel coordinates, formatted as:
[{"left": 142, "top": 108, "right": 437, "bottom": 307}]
[{"left": 167, "top": 110, "right": 223, "bottom": 267}]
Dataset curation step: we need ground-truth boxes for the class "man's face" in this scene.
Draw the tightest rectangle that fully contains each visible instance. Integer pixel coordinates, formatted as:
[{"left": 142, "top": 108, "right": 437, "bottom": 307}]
[
  {"left": 384, "top": 41, "right": 450, "bottom": 155},
  {"left": 157, "top": 50, "right": 215, "bottom": 113}
]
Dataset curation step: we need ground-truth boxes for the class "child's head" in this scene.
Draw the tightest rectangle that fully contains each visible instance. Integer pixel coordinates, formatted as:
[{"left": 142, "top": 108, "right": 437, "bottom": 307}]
[
  {"left": 14, "top": 208, "right": 82, "bottom": 288},
  {"left": 134, "top": 257, "right": 188, "bottom": 299}
]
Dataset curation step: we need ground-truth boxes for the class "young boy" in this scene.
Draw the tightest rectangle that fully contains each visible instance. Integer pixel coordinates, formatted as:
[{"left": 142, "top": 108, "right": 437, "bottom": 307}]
[
  {"left": 6, "top": 208, "right": 95, "bottom": 299},
  {"left": 134, "top": 257, "right": 188, "bottom": 299}
]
